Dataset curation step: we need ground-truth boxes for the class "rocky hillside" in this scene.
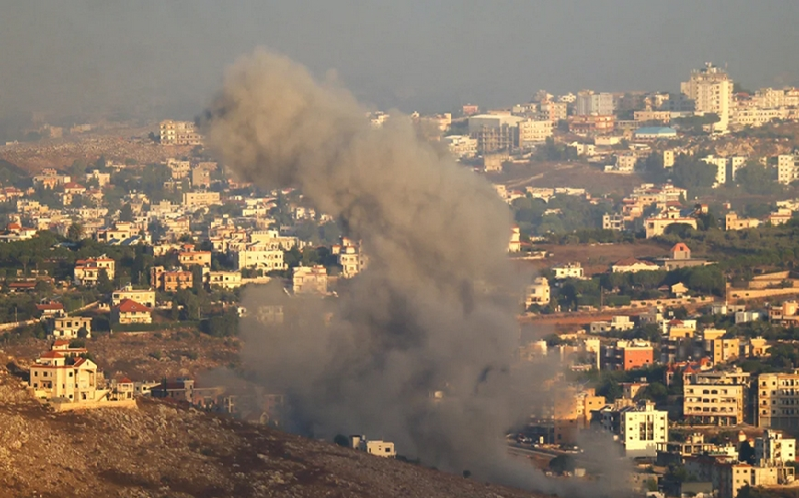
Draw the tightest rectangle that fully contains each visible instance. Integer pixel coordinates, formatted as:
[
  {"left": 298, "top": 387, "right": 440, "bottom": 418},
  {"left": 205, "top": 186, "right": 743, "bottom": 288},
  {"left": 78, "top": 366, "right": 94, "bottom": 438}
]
[{"left": 0, "top": 360, "right": 544, "bottom": 498}]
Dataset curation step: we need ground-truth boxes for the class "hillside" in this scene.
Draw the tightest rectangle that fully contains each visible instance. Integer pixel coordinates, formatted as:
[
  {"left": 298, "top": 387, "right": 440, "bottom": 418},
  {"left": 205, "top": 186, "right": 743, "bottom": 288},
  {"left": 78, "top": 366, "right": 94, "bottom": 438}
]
[{"left": 0, "top": 359, "right": 545, "bottom": 498}]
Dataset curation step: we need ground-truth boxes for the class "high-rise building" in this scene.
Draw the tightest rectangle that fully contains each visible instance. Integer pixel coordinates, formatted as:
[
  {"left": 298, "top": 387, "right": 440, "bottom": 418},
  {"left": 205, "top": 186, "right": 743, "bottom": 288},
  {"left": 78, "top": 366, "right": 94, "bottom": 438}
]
[
  {"left": 575, "top": 91, "right": 615, "bottom": 116},
  {"left": 680, "top": 63, "right": 734, "bottom": 133}
]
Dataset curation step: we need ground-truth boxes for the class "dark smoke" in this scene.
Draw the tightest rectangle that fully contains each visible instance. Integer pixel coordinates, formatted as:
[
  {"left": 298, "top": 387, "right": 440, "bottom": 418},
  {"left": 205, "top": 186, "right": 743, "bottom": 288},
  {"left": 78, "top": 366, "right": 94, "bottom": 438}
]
[{"left": 201, "top": 49, "right": 629, "bottom": 495}]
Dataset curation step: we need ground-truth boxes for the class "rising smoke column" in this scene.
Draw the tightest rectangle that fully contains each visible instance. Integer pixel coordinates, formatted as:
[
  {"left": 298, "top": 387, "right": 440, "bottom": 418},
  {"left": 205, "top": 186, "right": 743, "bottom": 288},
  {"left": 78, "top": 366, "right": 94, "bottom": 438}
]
[{"left": 201, "top": 49, "right": 626, "bottom": 495}]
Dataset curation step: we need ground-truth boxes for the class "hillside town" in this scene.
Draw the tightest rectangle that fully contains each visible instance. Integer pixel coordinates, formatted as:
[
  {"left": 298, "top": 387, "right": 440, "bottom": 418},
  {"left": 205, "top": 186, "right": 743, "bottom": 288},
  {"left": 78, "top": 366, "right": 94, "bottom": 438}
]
[{"left": 7, "top": 62, "right": 799, "bottom": 498}]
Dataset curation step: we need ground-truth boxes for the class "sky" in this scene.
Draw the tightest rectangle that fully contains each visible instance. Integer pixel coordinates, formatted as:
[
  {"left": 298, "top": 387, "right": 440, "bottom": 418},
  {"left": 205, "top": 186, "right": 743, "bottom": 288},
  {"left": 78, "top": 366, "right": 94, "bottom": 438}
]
[{"left": 1, "top": 0, "right": 799, "bottom": 122}]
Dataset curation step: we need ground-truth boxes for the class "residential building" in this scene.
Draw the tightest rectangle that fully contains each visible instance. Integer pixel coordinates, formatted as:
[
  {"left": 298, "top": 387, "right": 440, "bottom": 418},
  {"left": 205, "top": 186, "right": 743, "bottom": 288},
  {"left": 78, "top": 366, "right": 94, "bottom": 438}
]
[
  {"left": 552, "top": 262, "right": 584, "bottom": 280},
  {"left": 616, "top": 153, "right": 637, "bottom": 173},
  {"left": 706, "top": 338, "right": 741, "bottom": 364},
  {"left": 568, "top": 114, "right": 615, "bottom": 134},
  {"left": 604, "top": 340, "right": 654, "bottom": 370},
  {"left": 509, "top": 226, "right": 521, "bottom": 252},
  {"left": 178, "top": 251, "right": 212, "bottom": 269},
  {"left": 52, "top": 316, "right": 92, "bottom": 339},
  {"left": 85, "top": 169, "right": 111, "bottom": 187},
  {"left": 167, "top": 158, "right": 191, "bottom": 179},
  {"left": 293, "top": 265, "right": 328, "bottom": 295},
  {"left": 334, "top": 237, "right": 369, "bottom": 278},
  {"left": 633, "top": 127, "right": 677, "bottom": 141},
  {"left": 443, "top": 135, "right": 477, "bottom": 159},
  {"left": 111, "top": 286, "right": 156, "bottom": 308},
  {"left": 349, "top": 435, "right": 396, "bottom": 458},
  {"left": 517, "top": 119, "right": 553, "bottom": 147},
  {"left": 777, "top": 154, "right": 799, "bottom": 185},
  {"left": 755, "top": 430, "right": 796, "bottom": 467},
  {"left": 206, "top": 271, "right": 243, "bottom": 290},
  {"left": 36, "top": 302, "right": 65, "bottom": 319},
  {"left": 612, "top": 258, "right": 659, "bottom": 273},
  {"left": 590, "top": 316, "right": 635, "bottom": 334},
  {"left": 645, "top": 210, "right": 698, "bottom": 238},
  {"left": 232, "top": 243, "right": 285, "bottom": 271},
  {"left": 159, "top": 120, "right": 202, "bottom": 145},
  {"left": 602, "top": 213, "right": 625, "bottom": 231},
  {"left": 701, "top": 155, "right": 728, "bottom": 186},
  {"left": 683, "top": 370, "right": 748, "bottom": 426},
  {"left": 182, "top": 191, "right": 221, "bottom": 208},
  {"left": 151, "top": 267, "right": 193, "bottom": 293},
  {"left": 575, "top": 91, "right": 615, "bottom": 116},
  {"left": 681, "top": 63, "right": 734, "bottom": 132},
  {"left": 29, "top": 350, "right": 102, "bottom": 402},
  {"left": 712, "top": 461, "right": 794, "bottom": 498},
  {"left": 468, "top": 114, "right": 523, "bottom": 153},
  {"left": 525, "top": 277, "right": 550, "bottom": 308},
  {"left": 725, "top": 212, "right": 760, "bottom": 231},
  {"left": 111, "top": 299, "right": 152, "bottom": 325},
  {"left": 74, "top": 256, "right": 115, "bottom": 285},
  {"left": 191, "top": 166, "right": 211, "bottom": 188},
  {"left": 757, "top": 371, "right": 799, "bottom": 430},
  {"left": 619, "top": 401, "right": 668, "bottom": 458}
]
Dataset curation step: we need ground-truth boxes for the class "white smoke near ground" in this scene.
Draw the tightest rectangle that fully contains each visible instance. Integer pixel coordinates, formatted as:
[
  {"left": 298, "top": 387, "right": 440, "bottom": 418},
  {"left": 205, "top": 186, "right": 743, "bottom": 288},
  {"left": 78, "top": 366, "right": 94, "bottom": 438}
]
[{"left": 201, "top": 48, "right": 629, "bottom": 496}]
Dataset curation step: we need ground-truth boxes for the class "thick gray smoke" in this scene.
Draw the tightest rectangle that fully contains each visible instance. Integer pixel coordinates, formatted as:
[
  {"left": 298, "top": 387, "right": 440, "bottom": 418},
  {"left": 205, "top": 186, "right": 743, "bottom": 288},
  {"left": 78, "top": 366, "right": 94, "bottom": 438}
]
[{"left": 202, "top": 49, "right": 628, "bottom": 496}]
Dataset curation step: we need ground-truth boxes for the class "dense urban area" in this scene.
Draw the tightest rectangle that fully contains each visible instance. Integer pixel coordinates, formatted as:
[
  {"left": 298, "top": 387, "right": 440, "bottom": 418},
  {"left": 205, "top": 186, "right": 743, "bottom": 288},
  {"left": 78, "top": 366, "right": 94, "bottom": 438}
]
[{"left": 7, "top": 62, "right": 799, "bottom": 498}]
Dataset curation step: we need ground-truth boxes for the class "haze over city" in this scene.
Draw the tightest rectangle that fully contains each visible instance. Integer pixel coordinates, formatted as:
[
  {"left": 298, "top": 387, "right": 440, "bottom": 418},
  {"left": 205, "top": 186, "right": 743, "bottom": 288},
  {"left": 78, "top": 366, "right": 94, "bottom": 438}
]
[{"left": 2, "top": 1, "right": 799, "bottom": 121}]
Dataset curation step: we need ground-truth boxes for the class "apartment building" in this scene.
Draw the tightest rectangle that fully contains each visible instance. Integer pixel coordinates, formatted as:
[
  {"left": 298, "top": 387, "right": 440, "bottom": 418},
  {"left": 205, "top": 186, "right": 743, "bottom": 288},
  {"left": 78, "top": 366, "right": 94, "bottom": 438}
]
[
  {"left": 575, "top": 91, "right": 615, "bottom": 116},
  {"left": 167, "top": 158, "right": 191, "bottom": 179},
  {"left": 603, "top": 340, "right": 654, "bottom": 370},
  {"left": 206, "top": 271, "right": 243, "bottom": 290},
  {"left": 182, "top": 191, "right": 221, "bottom": 208},
  {"left": 619, "top": 401, "right": 669, "bottom": 458},
  {"left": 442, "top": 135, "right": 478, "bottom": 159},
  {"left": 644, "top": 208, "right": 698, "bottom": 238},
  {"left": 52, "top": 316, "right": 93, "bottom": 339},
  {"left": 74, "top": 256, "right": 115, "bottom": 285},
  {"left": 150, "top": 266, "right": 193, "bottom": 292},
  {"left": 552, "top": 262, "right": 584, "bottom": 280},
  {"left": 29, "top": 350, "right": 101, "bottom": 402},
  {"left": 293, "top": 265, "right": 328, "bottom": 295},
  {"left": 757, "top": 371, "right": 799, "bottom": 430},
  {"left": 517, "top": 119, "right": 553, "bottom": 147},
  {"left": 112, "top": 286, "right": 156, "bottom": 308},
  {"left": 725, "top": 212, "right": 760, "bottom": 230},
  {"left": 777, "top": 154, "right": 799, "bottom": 185},
  {"left": 681, "top": 63, "right": 734, "bottom": 132},
  {"left": 684, "top": 369, "right": 750, "bottom": 426},
  {"left": 159, "top": 120, "right": 202, "bottom": 145},
  {"left": 232, "top": 243, "right": 285, "bottom": 271},
  {"left": 524, "top": 277, "right": 551, "bottom": 308},
  {"left": 179, "top": 251, "right": 212, "bottom": 269}
]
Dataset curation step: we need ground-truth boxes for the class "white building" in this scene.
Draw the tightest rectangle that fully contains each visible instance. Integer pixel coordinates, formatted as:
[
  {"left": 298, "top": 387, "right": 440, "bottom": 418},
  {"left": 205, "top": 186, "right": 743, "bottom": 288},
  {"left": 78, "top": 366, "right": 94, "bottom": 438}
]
[
  {"left": 443, "top": 135, "right": 478, "bottom": 159},
  {"left": 552, "top": 262, "right": 584, "bottom": 280},
  {"left": 701, "top": 155, "right": 728, "bottom": 186},
  {"left": 620, "top": 401, "right": 669, "bottom": 458},
  {"left": 681, "top": 63, "right": 734, "bottom": 133},
  {"left": 755, "top": 430, "right": 796, "bottom": 467},
  {"left": 778, "top": 154, "right": 799, "bottom": 185},
  {"left": 517, "top": 119, "right": 554, "bottom": 147},
  {"left": 575, "top": 91, "right": 615, "bottom": 116},
  {"left": 590, "top": 315, "right": 635, "bottom": 334},
  {"left": 232, "top": 243, "right": 285, "bottom": 271},
  {"left": 525, "top": 277, "right": 550, "bottom": 308},
  {"left": 293, "top": 265, "right": 328, "bottom": 295}
]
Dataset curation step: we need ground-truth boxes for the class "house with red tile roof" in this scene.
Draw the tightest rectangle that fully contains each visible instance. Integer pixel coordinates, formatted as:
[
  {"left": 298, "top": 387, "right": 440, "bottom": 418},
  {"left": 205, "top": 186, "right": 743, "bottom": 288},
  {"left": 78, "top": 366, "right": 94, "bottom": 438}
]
[
  {"left": 29, "top": 349, "right": 104, "bottom": 403},
  {"left": 111, "top": 299, "right": 152, "bottom": 325},
  {"left": 74, "top": 255, "right": 115, "bottom": 285}
]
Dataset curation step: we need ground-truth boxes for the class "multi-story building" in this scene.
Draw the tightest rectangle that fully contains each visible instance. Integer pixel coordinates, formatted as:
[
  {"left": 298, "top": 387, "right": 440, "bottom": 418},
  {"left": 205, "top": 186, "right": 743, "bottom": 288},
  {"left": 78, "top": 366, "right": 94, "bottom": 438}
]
[
  {"left": 111, "top": 286, "right": 156, "bottom": 308},
  {"left": 74, "top": 256, "right": 115, "bottom": 285},
  {"left": 159, "top": 120, "right": 202, "bottom": 145},
  {"left": 206, "top": 271, "right": 243, "bottom": 290},
  {"left": 757, "top": 371, "right": 799, "bottom": 430},
  {"left": 618, "top": 401, "right": 668, "bottom": 458},
  {"left": 232, "top": 243, "right": 285, "bottom": 271},
  {"left": 777, "top": 154, "right": 799, "bottom": 185},
  {"left": 644, "top": 208, "right": 698, "bottom": 238},
  {"left": 517, "top": 119, "right": 553, "bottom": 147},
  {"left": 725, "top": 212, "right": 760, "bottom": 231},
  {"left": 604, "top": 340, "right": 654, "bottom": 370},
  {"left": 701, "top": 155, "right": 729, "bottom": 186},
  {"left": 602, "top": 213, "right": 625, "bottom": 231},
  {"left": 468, "top": 114, "right": 523, "bottom": 153},
  {"left": 167, "top": 158, "right": 191, "bottom": 179},
  {"left": 293, "top": 265, "right": 328, "bottom": 295},
  {"left": 755, "top": 430, "right": 796, "bottom": 467},
  {"left": 150, "top": 266, "right": 194, "bottom": 292},
  {"left": 52, "top": 316, "right": 93, "bottom": 339},
  {"left": 552, "top": 262, "right": 584, "bottom": 280},
  {"left": 178, "top": 251, "right": 212, "bottom": 269},
  {"left": 568, "top": 114, "right": 615, "bottom": 134},
  {"left": 525, "top": 277, "right": 550, "bottom": 308},
  {"left": 683, "top": 370, "right": 749, "bottom": 426},
  {"left": 706, "top": 338, "right": 741, "bottom": 364},
  {"left": 182, "top": 191, "right": 222, "bottom": 208},
  {"left": 681, "top": 63, "right": 734, "bottom": 133},
  {"left": 590, "top": 316, "right": 635, "bottom": 334},
  {"left": 335, "top": 238, "right": 369, "bottom": 278},
  {"left": 112, "top": 299, "right": 152, "bottom": 325},
  {"left": 575, "top": 91, "right": 615, "bottom": 116},
  {"left": 442, "top": 135, "right": 477, "bottom": 159},
  {"left": 29, "top": 350, "right": 101, "bottom": 403}
]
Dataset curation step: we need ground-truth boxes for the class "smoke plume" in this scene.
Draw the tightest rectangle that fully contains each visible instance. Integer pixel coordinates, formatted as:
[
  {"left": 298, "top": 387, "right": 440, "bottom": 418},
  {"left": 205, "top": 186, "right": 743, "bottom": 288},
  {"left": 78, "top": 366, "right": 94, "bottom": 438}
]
[{"left": 201, "top": 49, "right": 627, "bottom": 495}]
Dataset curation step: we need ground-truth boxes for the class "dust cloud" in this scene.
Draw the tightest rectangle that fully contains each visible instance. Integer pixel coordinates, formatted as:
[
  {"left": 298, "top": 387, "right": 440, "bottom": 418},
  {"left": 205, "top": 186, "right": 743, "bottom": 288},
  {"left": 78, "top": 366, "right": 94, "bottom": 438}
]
[{"left": 201, "top": 49, "right": 628, "bottom": 496}]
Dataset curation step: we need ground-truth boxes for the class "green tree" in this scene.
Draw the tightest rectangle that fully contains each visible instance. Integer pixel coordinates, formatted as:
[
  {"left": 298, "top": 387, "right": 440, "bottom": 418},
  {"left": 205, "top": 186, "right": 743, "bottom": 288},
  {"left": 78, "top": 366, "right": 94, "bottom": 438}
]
[
  {"left": 67, "top": 222, "right": 84, "bottom": 242},
  {"left": 672, "top": 154, "right": 717, "bottom": 190},
  {"left": 97, "top": 269, "right": 113, "bottom": 294},
  {"left": 334, "top": 434, "right": 349, "bottom": 447},
  {"left": 736, "top": 163, "right": 780, "bottom": 195},
  {"left": 739, "top": 441, "right": 756, "bottom": 464},
  {"left": 119, "top": 203, "right": 134, "bottom": 222}
]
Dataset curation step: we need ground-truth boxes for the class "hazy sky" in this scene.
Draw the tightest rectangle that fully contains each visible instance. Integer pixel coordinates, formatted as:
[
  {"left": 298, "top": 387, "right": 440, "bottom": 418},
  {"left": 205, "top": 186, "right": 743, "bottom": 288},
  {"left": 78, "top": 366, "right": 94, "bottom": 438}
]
[{"left": 2, "top": 0, "right": 799, "bottom": 121}]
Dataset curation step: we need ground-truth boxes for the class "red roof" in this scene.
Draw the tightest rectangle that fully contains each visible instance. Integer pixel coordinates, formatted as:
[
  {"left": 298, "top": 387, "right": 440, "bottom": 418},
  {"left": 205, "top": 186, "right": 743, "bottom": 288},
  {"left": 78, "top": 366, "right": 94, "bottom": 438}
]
[
  {"left": 63, "top": 182, "right": 85, "bottom": 189},
  {"left": 6, "top": 222, "right": 21, "bottom": 230},
  {"left": 671, "top": 243, "right": 691, "bottom": 253},
  {"left": 115, "top": 299, "right": 151, "bottom": 313},
  {"left": 118, "top": 377, "right": 133, "bottom": 384},
  {"left": 52, "top": 340, "right": 70, "bottom": 347},
  {"left": 40, "top": 351, "right": 65, "bottom": 359},
  {"left": 36, "top": 302, "right": 64, "bottom": 311}
]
